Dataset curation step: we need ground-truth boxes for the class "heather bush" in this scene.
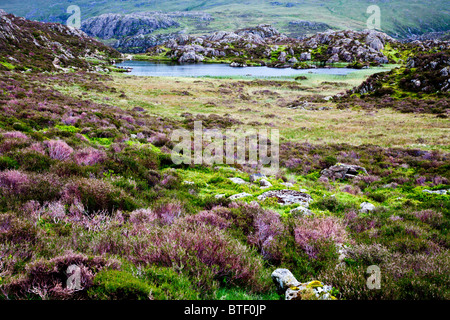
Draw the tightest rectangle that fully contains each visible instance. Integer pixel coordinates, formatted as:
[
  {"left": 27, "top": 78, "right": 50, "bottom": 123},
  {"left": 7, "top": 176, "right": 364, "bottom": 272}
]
[
  {"left": 12, "top": 150, "right": 52, "bottom": 172},
  {"left": 183, "top": 209, "right": 231, "bottom": 230},
  {"left": 294, "top": 216, "right": 349, "bottom": 259},
  {"left": 44, "top": 139, "right": 74, "bottom": 161},
  {"left": 74, "top": 147, "right": 106, "bottom": 166},
  {"left": 130, "top": 220, "right": 270, "bottom": 294},
  {"left": 412, "top": 209, "right": 444, "bottom": 227},
  {"left": 66, "top": 178, "right": 139, "bottom": 214},
  {"left": 247, "top": 209, "right": 285, "bottom": 261},
  {"left": 0, "top": 170, "right": 29, "bottom": 195},
  {"left": 129, "top": 208, "right": 157, "bottom": 225},
  {"left": 2, "top": 253, "right": 120, "bottom": 300},
  {"left": 0, "top": 213, "right": 37, "bottom": 244},
  {"left": 152, "top": 200, "right": 184, "bottom": 226}
]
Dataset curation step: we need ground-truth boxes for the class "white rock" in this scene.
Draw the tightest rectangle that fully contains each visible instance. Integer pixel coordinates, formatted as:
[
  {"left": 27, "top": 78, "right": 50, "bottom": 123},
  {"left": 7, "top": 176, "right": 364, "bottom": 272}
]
[
  {"left": 228, "top": 177, "right": 247, "bottom": 184},
  {"left": 229, "top": 192, "right": 252, "bottom": 200},
  {"left": 359, "top": 202, "right": 375, "bottom": 213}
]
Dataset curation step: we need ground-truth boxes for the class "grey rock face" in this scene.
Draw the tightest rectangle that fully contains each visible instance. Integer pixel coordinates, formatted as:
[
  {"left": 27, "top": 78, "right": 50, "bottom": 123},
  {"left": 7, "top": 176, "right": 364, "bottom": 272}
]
[
  {"left": 299, "top": 52, "right": 312, "bottom": 61},
  {"left": 290, "top": 205, "right": 312, "bottom": 216},
  {"left": 229, "top": 192, "right": 252, "bottom": 200},
  {"left": 82, "top": 12, "right": 179, "bottom": 40},
  {"left": 423, "top": 189, "right": 448, "bottom": 195},
  {"left": 271, "top": 269, "right": 301, "bottom": 295},
  {"left": 359, "top": 202, "right": 376, "bottom": 213},
  {"left": 228, "top": 177, "right": 247, "bottom": 184},
  {"left": 320, "top": 163, "right": 368, "bottom": 180},
  {"left": 178, "top": 51, "right": 205, "bottom": 63},
  {"left": 249, "top": 173, "right": 266, "bottom": 183},
  {"left": 258, "top": 190, "right": 312, "bottom": 206}
]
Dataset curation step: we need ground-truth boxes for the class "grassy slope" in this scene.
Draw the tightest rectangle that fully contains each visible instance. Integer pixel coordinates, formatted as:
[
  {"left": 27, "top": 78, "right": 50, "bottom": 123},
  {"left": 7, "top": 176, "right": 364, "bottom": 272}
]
[{"left": 1, "top": 0, "right": 449, "bottom": 37}]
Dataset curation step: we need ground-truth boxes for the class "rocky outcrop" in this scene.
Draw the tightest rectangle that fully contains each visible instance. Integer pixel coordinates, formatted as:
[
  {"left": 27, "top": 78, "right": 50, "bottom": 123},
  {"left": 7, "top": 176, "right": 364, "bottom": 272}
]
[
  {"left": 271, "top": 268, "right": 336, "bottom": 300},
  {"left": 114, "top": 33, "right": 177, "bottom": 54},
  {"left": 320, "top": 163, "right": 368, "bottom": 180},
  {"left": 146, "top": 26, "right": 397, "bottom": 67},
  {"left": 257, "top": 190, "right": 312, "bottom": 206},
  {"left": 82, "top": 12, "right": 179, "bottom": 40},
  {"left": 82, "top": 11, "right": 213, "bottom": 53},
  {"left": 0, "top": 12, "right": 120, "bottom": 71},
  {"left": 351, "top": 49, "right": 450, "bottom": 96}
]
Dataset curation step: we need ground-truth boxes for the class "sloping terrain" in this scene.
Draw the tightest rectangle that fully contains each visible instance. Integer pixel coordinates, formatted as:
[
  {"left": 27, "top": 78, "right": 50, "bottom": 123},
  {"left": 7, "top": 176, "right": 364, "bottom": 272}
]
[
  {"left": 338, "top": 47, "right": 450, "bottom": 115},
  {"left": 0, "top": 0, "right": 449, "bottom": 39},
  {"left": 0, "top": 10, "right": 120, "bottom": 72},
  {"left": 0, "top": 14, "right": 449, "bottom": 301}
]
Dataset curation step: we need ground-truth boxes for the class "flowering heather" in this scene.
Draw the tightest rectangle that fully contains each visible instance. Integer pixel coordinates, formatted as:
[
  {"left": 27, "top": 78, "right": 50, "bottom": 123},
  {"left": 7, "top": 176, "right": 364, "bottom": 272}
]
[
  {"left": 74, "top": 147, "right": 106, "bottom": 166},
  {"left": 147, "top": 132, "right": 169, "bottom": 147},
  {"left": 28, "top": 142, "right": 46, "bottom": 155},
  {"left": 247, "top": 209, "right": 285, "bottom": 260},
  {"left": 340, "top": 184, "right": 361, "bottom": 195},
  {"left": 183, "top": 209, "right": 231, "bottom": 230},
  {"left": 412, "top": 210, "right": 443, "bottom": 224},
  {"left": 153, "top": 201, "right": 184, "bottom": 225},
  {"left": 3, "top": 253, "right": 120, "bottom": 300},
  {"left": 294, "top": 216, "right": 348, "bottom": 258},
  {"left": 42, "top": 201, "right": 66, "bottom": 223},
  {"left": 0, "top": 170, "right": 30, "bottom": 194},
  {"left": 132, "top": 221, "right": 267, "bottom": 292},
  {"left": 129, "top": 208, "right": 157, "bottom": 225},
  {"left": 2, "top": 131, "right": 29, "bottom": 140},
  {"left": 44, "top": 139, "right": 74, "bottom": 161}
]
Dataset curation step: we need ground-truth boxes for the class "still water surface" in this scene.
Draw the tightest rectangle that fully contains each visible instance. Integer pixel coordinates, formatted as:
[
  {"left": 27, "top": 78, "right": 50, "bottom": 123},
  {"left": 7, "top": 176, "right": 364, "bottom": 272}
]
[{"left": 115, "top": 61, "right": 360, "bottom": 78}]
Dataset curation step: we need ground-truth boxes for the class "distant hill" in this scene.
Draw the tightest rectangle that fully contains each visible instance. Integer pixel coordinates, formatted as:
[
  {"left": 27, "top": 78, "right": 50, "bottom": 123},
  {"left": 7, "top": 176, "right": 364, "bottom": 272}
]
[
  {"left": 0, "top": 0, "right": 449, "bottom": 39},
  {"left": 0, "top": 10, "right": 120, "bottom": 72}
]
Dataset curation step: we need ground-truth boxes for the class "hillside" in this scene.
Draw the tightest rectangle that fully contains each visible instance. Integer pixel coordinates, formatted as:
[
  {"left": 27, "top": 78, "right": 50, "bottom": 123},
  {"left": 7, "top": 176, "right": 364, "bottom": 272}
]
[
  {"left": 0, "top": 13, "right": 449, "bottom": 302},
  {"left": 1, "top": 0, "right": 449, "bottom": 39},
  {"left": 0, "top": 10, "right": 121, "bottom": 72},
  {"left": 143, "top": 26, "right": 398, "bottom": 67},
  {"left": 337, "top": 47, "right": 450, "bottom": 115}
]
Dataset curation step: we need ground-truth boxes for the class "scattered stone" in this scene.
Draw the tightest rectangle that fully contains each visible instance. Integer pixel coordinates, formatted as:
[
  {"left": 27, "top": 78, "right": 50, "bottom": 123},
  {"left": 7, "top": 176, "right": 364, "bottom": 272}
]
[
  {"left": 229, "top": 192, "right": 252, "bottom": 200},
  {"left": 228, "top": 177, "right": 247, "bottom": 184},
  {"left": 423, "top": 189, "right": 448, "bottom": 195},
  {"left": 258, "top": 190, "right": 312, "bottom": 206},
  {"left": 271, "top": 269, "right": 301, "bottom": 294},
  {"left": 271, "top": 268, "right": 336, "bottom": 300},
  {"left": 359, "top": 202, "right": 375, "bottom": 213},
  {"left": 259, "top": 179, "right": 272, "bottom": 187},
  {"left": 215, "top": 194, "right": 225, "bottom": 199},
  {"left": 183, "top": 180, "right": 194, "bottom": 185},
  {"left": 290, "top": 206, "right": 312, "bottom": 216},
  {"left": 249, "top": 173, "right": 266, "bottom": 183},
  {"left": 320, "top": 163, "right": 368, "bottom": 180},
  {"left": 280, "top": 182, "right": 295, "bottom": 188},
  {"left": 382, "top": 182, "right": 398, "bottom": 189}
]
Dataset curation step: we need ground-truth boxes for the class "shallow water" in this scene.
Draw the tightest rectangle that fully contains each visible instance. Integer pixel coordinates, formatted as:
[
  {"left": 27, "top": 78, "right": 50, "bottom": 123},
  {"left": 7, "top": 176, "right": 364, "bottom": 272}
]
[{"left": 114, "top": 60, "right": 360, "bottom": 78}]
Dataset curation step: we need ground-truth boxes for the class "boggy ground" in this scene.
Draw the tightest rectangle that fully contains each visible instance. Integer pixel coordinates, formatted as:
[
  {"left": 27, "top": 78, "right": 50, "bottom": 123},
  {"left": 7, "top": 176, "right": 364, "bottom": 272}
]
[{"left": 0, "top": 67, "right": 449, "bottom": 300}]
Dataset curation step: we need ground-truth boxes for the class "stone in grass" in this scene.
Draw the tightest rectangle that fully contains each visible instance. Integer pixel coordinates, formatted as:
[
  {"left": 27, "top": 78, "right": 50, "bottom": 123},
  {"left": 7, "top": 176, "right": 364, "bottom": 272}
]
[
  {"left": 271, "top": 268, "right": 335, "bottom": 300},
  {"left": 215, "top": 194, "right": 225, "bottom": 199},
  {"left": 228, "top": 177, "right": 247, "bottom": 184},
  {"left": 290, "top": 205, "right": 312, "bottom": 216},
  {"left": 259, "top": 179, "right": 272, "bottom": 187},
  {"left": 423, "top": 189, "right": 447, "bottom": 195},
  {"left": 359, "top": 202, "right": 375, "bottom": 213},
  {"left": 258, "top": 190, "right": 312, "bottom": 206},
  {"left": 229, "top": 192, "right": 252, "bottom": 200},
  {"left": 280, "top": 182, "right": 295, "bottom": 188},
  {"left": 249, "top": 173, "right": 266, "bottom": 183},
  {"left": 320, "top": 163, "right": 368, "bottom": 180}
]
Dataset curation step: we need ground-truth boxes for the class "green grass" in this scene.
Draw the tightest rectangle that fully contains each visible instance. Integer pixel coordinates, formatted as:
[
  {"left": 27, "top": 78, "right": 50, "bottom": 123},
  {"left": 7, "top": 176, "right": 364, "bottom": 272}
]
[{"left": 3, "top": 0, "right": 449, "bottom": 39}]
